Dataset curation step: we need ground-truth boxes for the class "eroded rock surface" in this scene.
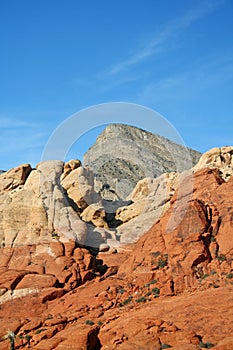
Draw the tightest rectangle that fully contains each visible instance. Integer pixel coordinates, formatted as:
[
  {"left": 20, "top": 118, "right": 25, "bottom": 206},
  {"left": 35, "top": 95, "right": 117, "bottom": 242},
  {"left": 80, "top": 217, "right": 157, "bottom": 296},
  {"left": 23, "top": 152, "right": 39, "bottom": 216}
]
[
  {"left": 0, "top": 164, "right": 232, "bottom": 349},
  {"left": 194, "top": 146, "right": 233, "bottom": 181},
  {"left": 0, "top": 161, "right": 87, "bottom": 247},
  {"left": 84, "top": 124, "right": 201, "bottom": 199}
]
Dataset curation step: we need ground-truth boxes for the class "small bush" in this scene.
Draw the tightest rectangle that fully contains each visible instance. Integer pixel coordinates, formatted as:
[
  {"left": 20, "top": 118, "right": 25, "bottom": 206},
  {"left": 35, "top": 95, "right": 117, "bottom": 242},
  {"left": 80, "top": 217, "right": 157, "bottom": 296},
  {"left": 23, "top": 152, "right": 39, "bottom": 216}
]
[
  {"left": 118, "top": 289, "right": 125, "bottom": 294},
  {"left": 35, "top": 328, "right": 47, "bottom": 335},
  {"left": 152, "top": 287, "right": 160, "bottom": 297},
  {"left": 135, "top": 296, "right": 147, "bottom": 303},
  {"left": 199, "top": 341, "right": 214, "bottom": 348},
  {"left": 25, "top": 335, "right": 32, "bottom": 342},
  {"left": 150, "top": 279, "right": 157, "bottom": 285},
  {"left": 145, "top": 279, "right": 157, "bottom": 287},
  {"left": 161, "top": 344, "right": 171, "bottom": 349},
  {"left": 217, "top": 254, "right": 226, "bottom": 262},
  {"left": 85, "top": 320, "right": 94, "bottom": 326},
  {"left": 226, "top": 273, "right": 233, "bottom": 279},
  {"left": 157, "top": 258, "right": 167, "bottom": 269},
  {"left": 97, "top": 321, "right": 103, "bottom": 326},
  {"left": 122, "top": 296, "right": 132, "bottom": 305}
]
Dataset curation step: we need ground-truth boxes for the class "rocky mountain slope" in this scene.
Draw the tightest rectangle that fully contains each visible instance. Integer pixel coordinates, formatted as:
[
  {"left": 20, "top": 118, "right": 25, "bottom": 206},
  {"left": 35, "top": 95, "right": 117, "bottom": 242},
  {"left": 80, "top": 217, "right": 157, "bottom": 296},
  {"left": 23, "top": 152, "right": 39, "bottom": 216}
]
[
  {"left": 83, "top": 124, "right": 201, "bottom": 199},
  {"left": 0, "top": 146, "right": 233, "bottom": 349}
]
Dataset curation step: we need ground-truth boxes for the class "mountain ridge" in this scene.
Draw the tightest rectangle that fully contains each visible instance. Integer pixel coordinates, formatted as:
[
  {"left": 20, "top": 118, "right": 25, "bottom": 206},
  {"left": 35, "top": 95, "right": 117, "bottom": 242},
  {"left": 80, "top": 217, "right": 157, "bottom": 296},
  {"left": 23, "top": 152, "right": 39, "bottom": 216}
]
[{"left": 83, "top": 124, "right": 201, "bottom": 199}]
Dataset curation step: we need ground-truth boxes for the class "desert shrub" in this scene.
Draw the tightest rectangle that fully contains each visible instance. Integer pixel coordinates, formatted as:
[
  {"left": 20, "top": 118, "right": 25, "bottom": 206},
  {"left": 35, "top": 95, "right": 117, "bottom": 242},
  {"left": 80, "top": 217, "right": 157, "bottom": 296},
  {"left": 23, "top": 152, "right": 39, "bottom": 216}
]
[
  {"left": 217, "top": 254, "right": 226, "bottom": 262},
  {"left": 122, "top": 296, "right": 133, "bottom": 305},
  {"left": 151, "top": 287, "right": 160, "bottom": 297},
  {"left": 145, "top": 279, "right": 157, "bottom": 288},
  {"left": 118, "top": 288, "right": 125, "bottom": 294},
  {"left": 199, "top": 341, "right": 214, "bottom": 348},
  {"left": 135, "top": 296, "right": 147, "bottom": 303},
  {"left": 157, "top": 258, "right": 167, "bottom": 269},
  {"left": 35, "top": 328, "right": 47, "bottom": 334},
  {"left": 85, "top": 320, "right": 95, "bottom": 326}
]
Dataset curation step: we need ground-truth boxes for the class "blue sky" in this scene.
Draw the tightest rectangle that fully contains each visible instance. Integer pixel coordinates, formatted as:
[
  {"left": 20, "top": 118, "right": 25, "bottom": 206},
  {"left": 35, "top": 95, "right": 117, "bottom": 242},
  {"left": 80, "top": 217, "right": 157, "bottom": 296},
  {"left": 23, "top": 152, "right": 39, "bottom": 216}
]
[{"left": 0, "top": 0, "right": 232, "bottom": 170}]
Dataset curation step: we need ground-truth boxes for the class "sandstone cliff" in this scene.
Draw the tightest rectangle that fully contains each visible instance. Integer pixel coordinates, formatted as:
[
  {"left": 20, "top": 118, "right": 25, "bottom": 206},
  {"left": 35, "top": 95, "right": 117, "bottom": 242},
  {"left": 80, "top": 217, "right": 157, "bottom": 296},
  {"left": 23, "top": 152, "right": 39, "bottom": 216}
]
[{"left": 0, "top": 150, "right": 232, "bottom": 349}]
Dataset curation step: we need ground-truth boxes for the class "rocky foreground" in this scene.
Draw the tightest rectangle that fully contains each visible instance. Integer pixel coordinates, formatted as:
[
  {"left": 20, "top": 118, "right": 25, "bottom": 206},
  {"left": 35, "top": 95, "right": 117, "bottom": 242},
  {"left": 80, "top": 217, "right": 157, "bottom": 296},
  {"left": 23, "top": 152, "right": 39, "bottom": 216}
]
[{"left": 0, "top": 147, "right": 233, "bottom": 349}]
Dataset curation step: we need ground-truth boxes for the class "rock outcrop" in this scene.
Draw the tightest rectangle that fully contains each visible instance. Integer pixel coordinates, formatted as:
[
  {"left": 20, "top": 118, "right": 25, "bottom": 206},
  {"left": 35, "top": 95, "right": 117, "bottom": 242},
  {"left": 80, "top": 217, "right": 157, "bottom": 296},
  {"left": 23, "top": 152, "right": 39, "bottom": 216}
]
[
  {"left": 0, "top": 163, "right": 232, "bottom": 349},
  {"left": 0, "top": 161, "right": 87, "bottom": 247},
  {"left": 84, "top": 124, "right": 201, "bottom": 199},
  {"left": 118, "top": 168, "right": 233, "bottom": 294},
  {"left": 0, "top": 163, "right": 32, "bottom": 194},
  {"left": 194, "top": 146, "right": 233, "bottom": 181}
]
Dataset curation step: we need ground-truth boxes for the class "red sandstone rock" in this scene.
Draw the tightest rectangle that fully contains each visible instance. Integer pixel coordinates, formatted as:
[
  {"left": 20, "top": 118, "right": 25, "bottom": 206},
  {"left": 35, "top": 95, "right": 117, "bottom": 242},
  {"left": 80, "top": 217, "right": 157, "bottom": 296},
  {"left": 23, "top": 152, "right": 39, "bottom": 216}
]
[{"left": 0, "top": 168, "right": 232, "bottom": 349}]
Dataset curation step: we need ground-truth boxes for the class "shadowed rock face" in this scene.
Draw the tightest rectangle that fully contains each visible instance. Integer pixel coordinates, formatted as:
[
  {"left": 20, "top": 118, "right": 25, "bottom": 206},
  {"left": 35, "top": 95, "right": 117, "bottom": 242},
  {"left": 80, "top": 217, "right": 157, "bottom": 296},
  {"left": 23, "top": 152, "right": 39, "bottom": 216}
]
[{"left": 84, "top": 124, "right": 201, "bottom": 199}]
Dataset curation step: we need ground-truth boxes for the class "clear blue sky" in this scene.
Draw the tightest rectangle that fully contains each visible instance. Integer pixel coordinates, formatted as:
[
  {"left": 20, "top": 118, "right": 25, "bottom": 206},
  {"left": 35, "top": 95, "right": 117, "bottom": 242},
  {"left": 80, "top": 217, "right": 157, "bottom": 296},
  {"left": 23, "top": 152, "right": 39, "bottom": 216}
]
[{"left": 0, "top": 0, "right": 232, "bottom": 170}]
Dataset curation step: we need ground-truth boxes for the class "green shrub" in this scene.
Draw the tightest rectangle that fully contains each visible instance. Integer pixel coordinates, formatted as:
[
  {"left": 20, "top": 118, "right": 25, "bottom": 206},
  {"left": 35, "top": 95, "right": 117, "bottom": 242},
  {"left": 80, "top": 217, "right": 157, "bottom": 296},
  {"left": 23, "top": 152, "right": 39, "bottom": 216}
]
[
  {"left": 161, "top": 344, "right": 171, "bottom": 349},
  {"left": 118, "top": 288, "right": 125, "bottom": 294},
  {"left": 145, "top": 279, "right": 157, "bottom": 287},
  {"left": 226, "top": 273, "right": 233, "bottom": 279},
  {"left": 122, "top": 296, "right": 133, "bottom": 305},
  {"left": 157, "top": 258, "right": 167, "bottom": 269},
  {"left": 25, "top": 335, "right": 32, "bottom": 342},
  {"left": 35, "top": 328, "right": 47, "bottom": 334},
  {"left": 152, "top": 287, "right": 160, "bottom": 297},
  {"left": 135, "top": 296, "right": 147, "bottom": 303},
  {"left": 199, "top": 341, "right": 214, "bottom": 348},
  {"left": 85, "top": 320, "right": 94, "bottom": 326},
  {"left": 217, "top": 254, "right": 226, "bottom": 262}
]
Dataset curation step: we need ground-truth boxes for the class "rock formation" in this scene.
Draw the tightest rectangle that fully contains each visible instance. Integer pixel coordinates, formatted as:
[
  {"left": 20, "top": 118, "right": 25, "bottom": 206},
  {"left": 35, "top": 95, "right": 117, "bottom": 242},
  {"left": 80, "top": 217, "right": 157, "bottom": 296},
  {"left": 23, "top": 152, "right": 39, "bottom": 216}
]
[
  {"left": 84, "top": 124, "right": 201, "bottom": 199},
  {"left": 194, "top": 146, "right": 233, "bottom": 181},
  {"left": 0, "top": 153, "right": 232, "bottom": 349},
  {"left": 0, "top": 161, "right": 87, "bottom": 247}
]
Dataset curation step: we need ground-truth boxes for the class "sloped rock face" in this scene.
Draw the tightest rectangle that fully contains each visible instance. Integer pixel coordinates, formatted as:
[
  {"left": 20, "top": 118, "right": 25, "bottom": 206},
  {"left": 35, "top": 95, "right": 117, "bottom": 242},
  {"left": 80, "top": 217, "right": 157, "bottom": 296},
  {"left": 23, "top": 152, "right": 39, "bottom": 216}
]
[
  {"left": 84, "top": 124, "right": 201, "bottom": 199},
  {"left": 114, "top": 172, "right": 179, "bottom": 243},
  {"left": 118, "top": 168, "right": 233, "bottom": 294}
]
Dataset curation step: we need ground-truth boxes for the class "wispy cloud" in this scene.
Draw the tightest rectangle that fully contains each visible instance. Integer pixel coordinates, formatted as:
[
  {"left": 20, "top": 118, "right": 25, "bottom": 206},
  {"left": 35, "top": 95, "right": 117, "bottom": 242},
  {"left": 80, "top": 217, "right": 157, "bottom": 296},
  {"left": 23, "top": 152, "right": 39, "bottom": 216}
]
[
  {"left": 106, "top": 0, "right": 223, "bottom": 76},
  {"left": 138, "top": 54, "right": 233, "bottom": 106},
  {"left": 0, "top": 117, "right": 37, "bottom": 129}
]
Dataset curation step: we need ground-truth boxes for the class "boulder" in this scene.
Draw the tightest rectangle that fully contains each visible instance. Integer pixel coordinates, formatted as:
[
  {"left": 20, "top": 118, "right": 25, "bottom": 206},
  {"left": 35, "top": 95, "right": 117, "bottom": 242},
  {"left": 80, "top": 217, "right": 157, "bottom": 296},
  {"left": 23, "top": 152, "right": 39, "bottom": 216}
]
[
  {"left": 0, "top": 163, "right": 32, "bottom": 194},
  {"left": 61, "top": 159, "right": 81, "bottom": 180},
  {"left": 194, "top": 146, "right": 233, "bottom": 181},
  {"left": 81, "top": 205, "right": 108, "bottom": 228},
  {"left": 61, "top": 166, "right": 99, "bottom": 210}
]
